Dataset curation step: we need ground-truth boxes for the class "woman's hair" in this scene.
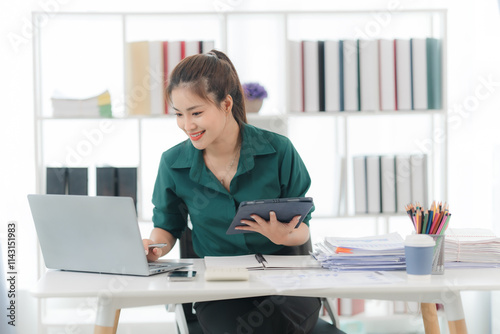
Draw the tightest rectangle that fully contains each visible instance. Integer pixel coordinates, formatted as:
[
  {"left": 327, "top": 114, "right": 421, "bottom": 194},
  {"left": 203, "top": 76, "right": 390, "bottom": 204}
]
[{"left": 166, "top": 49, "right": 247, "bottom": 127}]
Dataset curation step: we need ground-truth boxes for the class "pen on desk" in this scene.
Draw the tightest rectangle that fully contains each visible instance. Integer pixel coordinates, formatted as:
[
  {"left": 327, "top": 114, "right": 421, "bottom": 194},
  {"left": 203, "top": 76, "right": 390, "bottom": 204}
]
[{"left": 255, "top": 253, "right": 267, "bottom": 268}]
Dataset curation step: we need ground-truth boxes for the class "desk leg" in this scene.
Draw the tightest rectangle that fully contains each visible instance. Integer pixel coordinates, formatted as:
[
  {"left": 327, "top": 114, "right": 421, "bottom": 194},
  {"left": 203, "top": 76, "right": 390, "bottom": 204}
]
[
  {"left": 448, "top": 319, "right": 467, "bottom": 334},
  {"left": 94, "top": 308, "right": 121, "bottom": 334},
  {"left": 443, "top": 292, "right": 468, "bottom": 334},
  {"left": 421, "top": 303, "right": 440, "bottom": 334}
]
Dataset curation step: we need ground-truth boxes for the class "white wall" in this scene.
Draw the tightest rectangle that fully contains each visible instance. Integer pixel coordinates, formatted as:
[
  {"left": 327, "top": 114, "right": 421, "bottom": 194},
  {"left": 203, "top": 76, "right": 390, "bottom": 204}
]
[{"left": 1, "top": 0, "right": 499, "bottom": 333}]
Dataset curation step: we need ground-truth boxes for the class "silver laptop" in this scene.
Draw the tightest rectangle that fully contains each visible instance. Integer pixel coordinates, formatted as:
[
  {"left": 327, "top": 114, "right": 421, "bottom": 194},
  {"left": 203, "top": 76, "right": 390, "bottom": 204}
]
[{"left": 28, "top": 194, "right": 191, "bottom": 276}]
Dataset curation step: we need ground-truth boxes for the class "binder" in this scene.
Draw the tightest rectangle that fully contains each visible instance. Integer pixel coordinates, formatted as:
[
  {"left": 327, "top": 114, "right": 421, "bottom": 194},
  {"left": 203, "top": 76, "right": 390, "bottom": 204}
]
[
  {"left": 359, "top": 39, "right": 379, "bottom": 111},
  {"left": 395, "top": 39, "right": 412, "bottom": 111},
  {"left": 395, "top": 155, "right": 412, "bottom": 213},
  {"left": 324, "top": 40, "right": 341, "bottom": 112},
  {"left": 353, "top": 156, "right": 367, "bottom": 214},
  {"left": 67, "top": 168, "right": 88, "bottom": 195},
  {"left": 46, "top": 167, "right": 67, "bottom": 195},
  {"left": 366, "top": 156, "right": 382, "bottom": 214},
  {"left": 303, "top": 40, "right": 320, "bottom": 112},
  {"left": 380, "top": 156, "right": 397, "bottom": 213},
  {"left": 343, "top": 39, "right": 359, "bottom": 111}
]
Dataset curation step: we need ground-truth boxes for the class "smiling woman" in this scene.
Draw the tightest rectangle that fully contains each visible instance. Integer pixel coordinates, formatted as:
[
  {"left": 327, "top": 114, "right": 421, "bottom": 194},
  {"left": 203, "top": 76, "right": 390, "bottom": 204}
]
[{"left": 142, "top": 50, "right": 322, "bottom": 333}]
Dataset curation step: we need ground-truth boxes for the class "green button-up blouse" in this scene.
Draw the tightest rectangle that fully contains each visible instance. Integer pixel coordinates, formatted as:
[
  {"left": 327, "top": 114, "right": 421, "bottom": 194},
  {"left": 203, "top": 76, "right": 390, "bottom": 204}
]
[{"left": 152, "top": 123, "right": 314, "bottom": 257}]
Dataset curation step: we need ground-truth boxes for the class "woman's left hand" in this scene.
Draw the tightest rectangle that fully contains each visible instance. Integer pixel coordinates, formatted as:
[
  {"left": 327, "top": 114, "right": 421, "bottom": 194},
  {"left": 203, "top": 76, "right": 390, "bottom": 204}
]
[{"left": 236, "top": 211, "right": 301, "bottom": 245}]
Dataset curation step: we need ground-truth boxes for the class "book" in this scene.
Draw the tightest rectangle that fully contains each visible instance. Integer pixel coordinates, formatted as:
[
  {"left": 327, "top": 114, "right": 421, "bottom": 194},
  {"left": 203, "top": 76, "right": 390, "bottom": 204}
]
[
  {"left": 117, "top": 167, "right": 138, "bottom": 209},
  {"left": 332, "top": 156, "right": 346, "bottom": 216},
  {"left": 201, "top": 40, "right": 215, "bottom": 54},
  {"left": 342, "top": 39, "right": 359, "bottom": 111},
  {"left": 288, "top": 41, "right": 304, "bottom": 112},
  {"left": 411, "top": 38, "right": 428, "bottom": 110},
  {"left": 380, "top": 156, "right": 397, "bottom": 213},
  {"left": 324, "top": 40, "right": 341, "bottom": 112},
  {"left": 96, "top": 167, "right": 116, "bottom": 196},
  {"left": 353, "top": 156, "right": 367, "bottom": 214},
  {"left": 395, "top": 39, "right": 412, "bottom": 111},
  {"left": 46, "top": 167, "right": 87, "bottom": 195},
  {"left": 125, "top": 41, "right": 151, "bottom": 115},
  {"left": 46, "top": 167, "right": 67, "bottom": 194},
  {"left": 318, "top": 41, "right": 326, "bottom": 112},
  {"left": 148, "top": 41, "right": 164, "bottom": 116},
  {"left": 162, "top": 41, "right": 169, "bottom": 114},
  {"left": 359, "top": 39, "right": 379, "bottom": 111},
  {"left": 410, "top": 154, "right": 428, "bottom": 205},
  {"left": 395, "top": 155, "right": 412, "bottom": 213},
  {"left": 166, "top": 41, "right": 182, "bottom": 114},
  {"left": 67, "top": 168, "right": 88, "bottom": 195},
  {"left": 96, "top": 167, "right": 138, "bottom": 208},
  {"left": 378, "top": 39, "right": 396, "bottom": 111},
  {"left": 303, "top": 40, "right": 320, "bottom": 112},
  {"left": 426, "top": 38, "right": 442, "bottom": 110},
  {"left": 184, "top": 40, "right": 201, "bottom": 57},
  {"left": 204, "top": 254, "right": 321, "bottom": 270},
  {"left": 366, "top": 156, "right": 382, "bottom": 214}
]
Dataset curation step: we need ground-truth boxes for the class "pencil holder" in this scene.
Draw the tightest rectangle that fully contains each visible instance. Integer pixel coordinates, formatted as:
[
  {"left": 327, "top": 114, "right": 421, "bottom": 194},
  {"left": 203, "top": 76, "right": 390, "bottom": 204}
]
[{"left": 429, "top": 234, "right": 445, "bottom": 275}]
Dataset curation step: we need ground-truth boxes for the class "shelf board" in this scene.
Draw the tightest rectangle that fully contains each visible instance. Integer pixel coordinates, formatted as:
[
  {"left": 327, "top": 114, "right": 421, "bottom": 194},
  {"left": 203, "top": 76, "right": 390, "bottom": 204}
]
[{"left": 37, "top": 109, "right": 445, "bottom": 121}]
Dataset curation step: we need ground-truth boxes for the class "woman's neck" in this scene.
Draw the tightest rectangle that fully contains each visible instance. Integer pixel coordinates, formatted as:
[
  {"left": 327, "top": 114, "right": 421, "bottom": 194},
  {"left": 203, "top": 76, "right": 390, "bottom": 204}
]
[{"left": 204, "top": 117, "right": 241, "bottom": 159}]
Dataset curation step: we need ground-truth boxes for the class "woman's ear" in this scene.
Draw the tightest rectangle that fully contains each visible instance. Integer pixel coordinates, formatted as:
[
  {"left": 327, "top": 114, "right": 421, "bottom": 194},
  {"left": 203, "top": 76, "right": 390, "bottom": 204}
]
[{"left": 222, "top": 94, "right": 233, "bottom": 113}]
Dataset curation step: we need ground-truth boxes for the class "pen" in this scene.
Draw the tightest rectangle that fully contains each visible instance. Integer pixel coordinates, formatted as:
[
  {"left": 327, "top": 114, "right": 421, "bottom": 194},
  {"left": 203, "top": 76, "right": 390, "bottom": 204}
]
[{"left": 255, "top": 253, "right": 267, "bottom": 268}]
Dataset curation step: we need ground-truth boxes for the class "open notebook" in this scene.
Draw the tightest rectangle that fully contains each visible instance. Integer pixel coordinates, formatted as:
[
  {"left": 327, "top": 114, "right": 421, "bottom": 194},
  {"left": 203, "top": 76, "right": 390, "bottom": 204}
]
[{"left": 204, "top": 254, "right": 321, "bottom": 270}]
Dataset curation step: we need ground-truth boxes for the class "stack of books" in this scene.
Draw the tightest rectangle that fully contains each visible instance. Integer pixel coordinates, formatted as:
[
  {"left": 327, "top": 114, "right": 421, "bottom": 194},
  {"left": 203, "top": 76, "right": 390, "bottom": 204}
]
[
  {"left": 51, "top": 91, "right": 112, "bottom": 118},
  {"left": 313, "top": 233, "right": 406, "bottom": 271},
  {"left": 445, "top": 228, "right": 500, "bottom": 268},
  {"left": 126, "top": 40, "right": 214, "bottom": 115}
]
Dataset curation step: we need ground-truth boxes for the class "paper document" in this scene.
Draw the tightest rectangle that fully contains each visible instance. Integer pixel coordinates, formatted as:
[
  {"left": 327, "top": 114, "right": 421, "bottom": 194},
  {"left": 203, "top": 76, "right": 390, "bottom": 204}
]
[
  {"left": 257, "top": 271, "right": 405, "bottom": 292},
  {"left": 325, "top": 232, "right": 405, "bottom": 251},
  {"left": 204, "top": 255, "right": 321, "bottom": 270}
]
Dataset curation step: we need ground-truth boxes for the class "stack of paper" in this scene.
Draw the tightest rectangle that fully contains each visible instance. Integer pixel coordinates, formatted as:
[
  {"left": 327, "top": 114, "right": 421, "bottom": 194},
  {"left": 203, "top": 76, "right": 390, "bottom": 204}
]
[
  {"left": 445, "top": 228, "right": 500, "bottom": 268},
  {"left": 313, "top": 233, "right": 406, "bottom": 271}
]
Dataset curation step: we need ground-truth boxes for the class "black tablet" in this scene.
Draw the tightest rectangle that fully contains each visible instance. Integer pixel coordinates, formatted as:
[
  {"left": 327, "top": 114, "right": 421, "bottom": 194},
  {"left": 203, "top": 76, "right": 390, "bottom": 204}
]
[{"left": 226, "top": 197, "right": 314, "bottom": 235}]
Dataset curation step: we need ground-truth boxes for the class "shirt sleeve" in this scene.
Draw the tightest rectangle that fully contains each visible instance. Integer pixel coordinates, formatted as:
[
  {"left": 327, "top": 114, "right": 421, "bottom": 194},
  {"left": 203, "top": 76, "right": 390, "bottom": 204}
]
[
  {"left": 279, "top": 140, "right": 315, "bottom": 225},
  {"left": 151, "top": 152, "right": 188, "bottom": 239}
]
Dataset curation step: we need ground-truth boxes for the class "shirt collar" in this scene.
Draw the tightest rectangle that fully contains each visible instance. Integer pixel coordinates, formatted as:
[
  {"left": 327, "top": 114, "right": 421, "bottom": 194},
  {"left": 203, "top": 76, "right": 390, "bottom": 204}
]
[{"left": 170, "top": 123, "right": 275, "bottom": 166}]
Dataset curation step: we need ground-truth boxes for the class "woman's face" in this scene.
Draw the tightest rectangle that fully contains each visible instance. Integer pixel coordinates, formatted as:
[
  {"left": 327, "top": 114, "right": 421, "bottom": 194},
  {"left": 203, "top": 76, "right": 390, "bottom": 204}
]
[{"left": 171, "top": 87, "right": 231, "bottom": 150}]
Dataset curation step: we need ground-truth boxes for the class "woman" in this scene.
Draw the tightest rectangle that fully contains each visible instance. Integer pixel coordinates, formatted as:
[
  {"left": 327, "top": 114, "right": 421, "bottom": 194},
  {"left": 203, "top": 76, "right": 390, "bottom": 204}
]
[{"left": 143, "top": 50, "right": 320, "bottom": 333}]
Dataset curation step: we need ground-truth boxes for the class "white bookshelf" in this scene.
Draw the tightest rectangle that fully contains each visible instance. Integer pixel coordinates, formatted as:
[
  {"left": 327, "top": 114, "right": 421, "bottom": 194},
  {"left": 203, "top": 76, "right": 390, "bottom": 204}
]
[{"left": 32, "top": 8, "right": 448, "bottom": 333}]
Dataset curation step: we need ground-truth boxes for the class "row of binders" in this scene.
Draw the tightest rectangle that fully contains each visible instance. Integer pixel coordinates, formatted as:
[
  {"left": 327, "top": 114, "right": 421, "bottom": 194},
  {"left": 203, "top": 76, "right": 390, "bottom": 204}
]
[
  {"left": 46, "top": 167, "right": 137, "bottom": 208},
  {"left": 289, "top": 38, "right": 442, "bottom": 112},
  {"left": 313, "top": 232, "right": 406, "bottom": 271},
  {"left": 126, "top": 40, "right": 215, "bottom": 116},
  {"left": 353, "top": 154, "right": 428, "bottom": 214}
]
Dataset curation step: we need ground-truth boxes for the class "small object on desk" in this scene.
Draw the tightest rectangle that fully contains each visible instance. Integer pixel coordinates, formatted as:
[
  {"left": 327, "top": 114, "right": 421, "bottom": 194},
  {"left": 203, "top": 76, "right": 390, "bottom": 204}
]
[
  {"left": 148, "top": 243, "right": 168, "bottom": 248},
  {"left": 404, "top": 234, "right": 435, "bottom": 280},
  {"left": 167, "top": 270, "right": 197, "bottom": 281},
  {"left": 204, "top": 267, "right": 250, "bottom": 281}
]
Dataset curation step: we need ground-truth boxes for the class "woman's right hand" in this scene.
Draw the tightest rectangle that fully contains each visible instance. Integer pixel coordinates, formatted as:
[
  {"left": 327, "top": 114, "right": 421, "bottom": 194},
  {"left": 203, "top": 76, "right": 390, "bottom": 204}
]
[{"left": 143, "top": 239, "right": 165, "bottom": 262}]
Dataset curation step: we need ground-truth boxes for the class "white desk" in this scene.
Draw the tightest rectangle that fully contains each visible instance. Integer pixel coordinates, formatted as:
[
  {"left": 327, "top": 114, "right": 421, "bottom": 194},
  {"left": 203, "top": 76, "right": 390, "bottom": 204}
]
[{"left": 31, "top": 259, "right": 500, "bottom": 334}]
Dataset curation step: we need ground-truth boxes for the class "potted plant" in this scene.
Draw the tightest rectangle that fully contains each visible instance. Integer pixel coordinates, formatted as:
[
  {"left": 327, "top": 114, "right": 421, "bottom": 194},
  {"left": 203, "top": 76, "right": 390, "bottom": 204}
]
[{"left": 242, "top": 82, "right": 268, "bottom": 113}]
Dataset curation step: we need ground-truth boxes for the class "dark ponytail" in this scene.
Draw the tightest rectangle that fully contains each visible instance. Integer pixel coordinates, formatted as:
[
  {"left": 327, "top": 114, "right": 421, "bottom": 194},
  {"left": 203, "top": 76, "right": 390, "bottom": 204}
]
[{"left": 166, "top": 49, "right": 247, "bottom": 127}]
